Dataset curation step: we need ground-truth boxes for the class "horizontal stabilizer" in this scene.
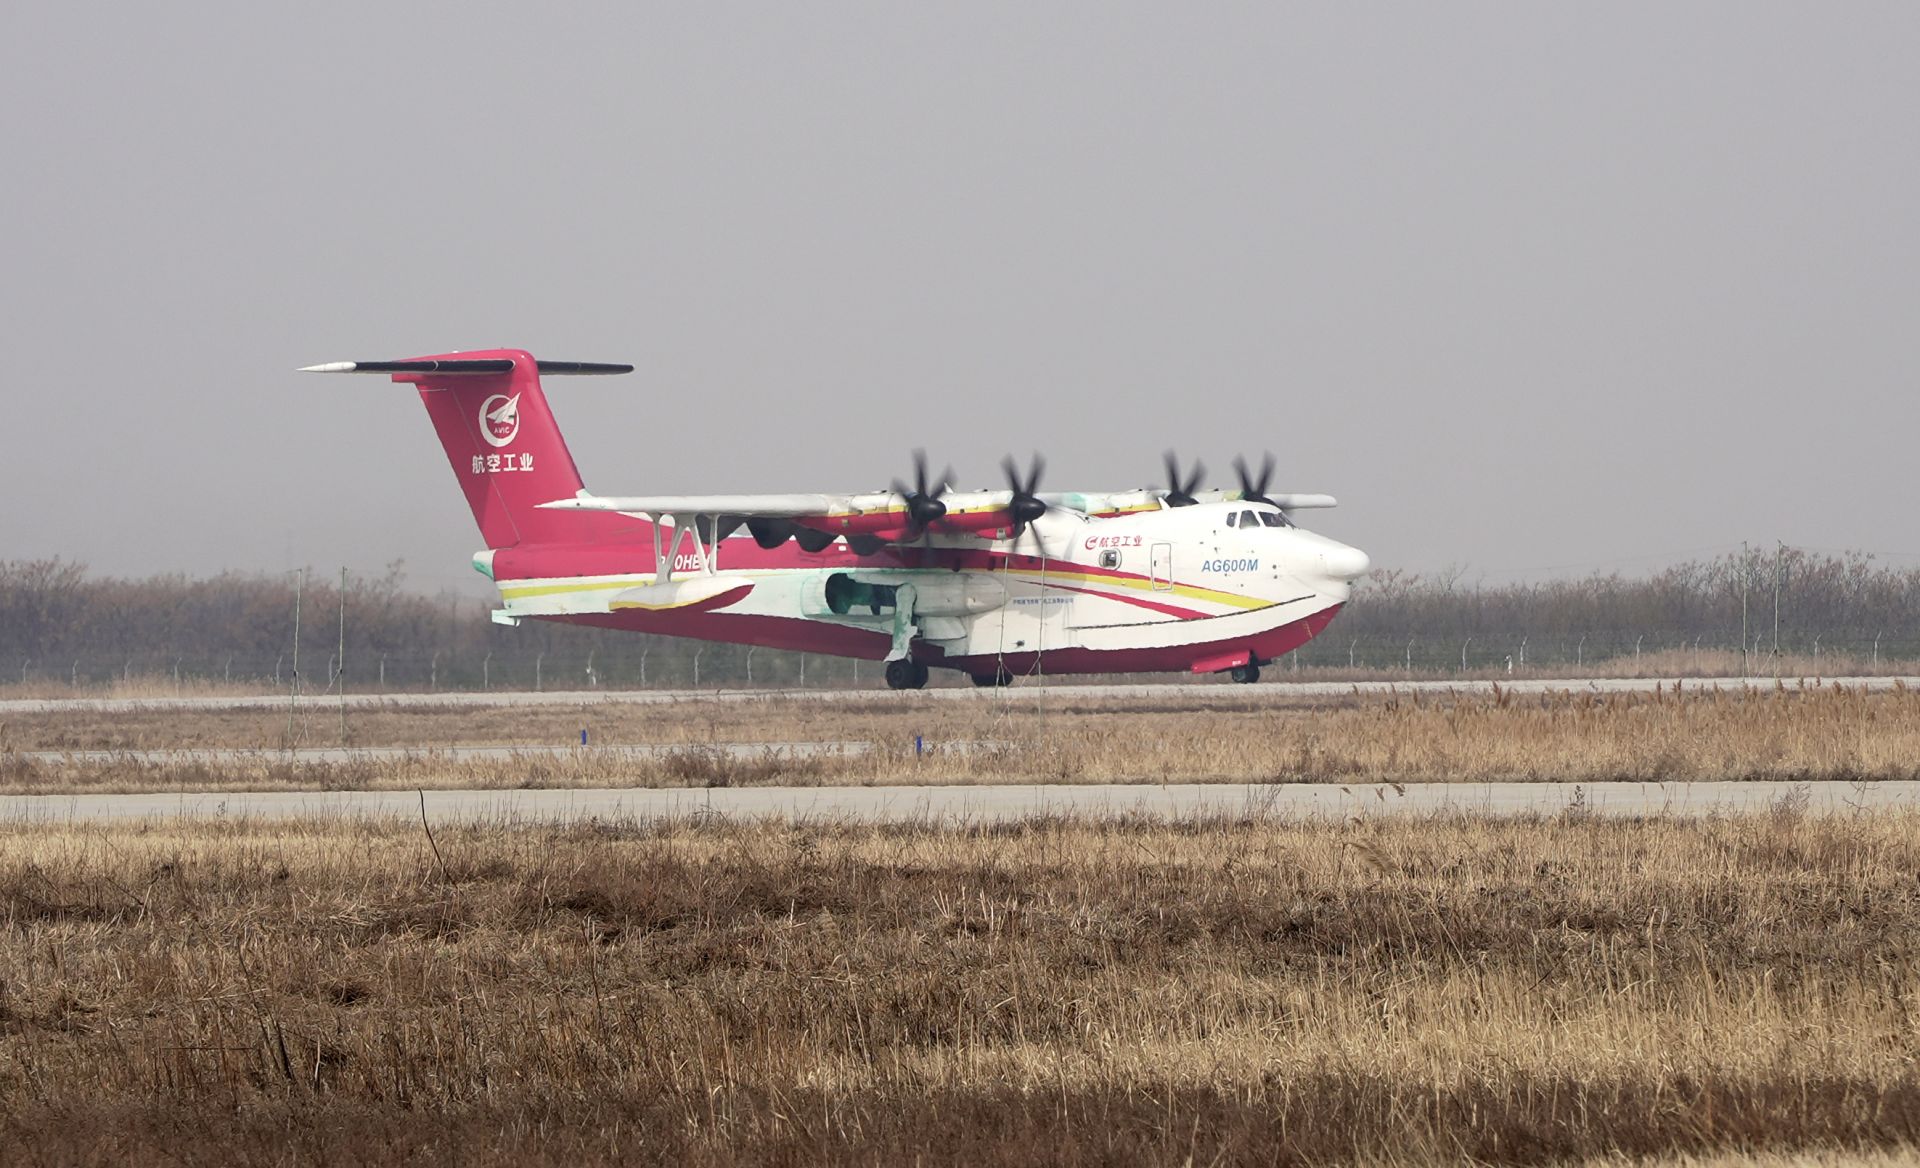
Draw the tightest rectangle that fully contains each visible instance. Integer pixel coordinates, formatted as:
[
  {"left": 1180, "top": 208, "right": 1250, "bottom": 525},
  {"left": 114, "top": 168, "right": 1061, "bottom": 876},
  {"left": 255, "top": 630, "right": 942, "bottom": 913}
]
[{"left": 300, "top": 359, "right": 633, "bottom": 375}]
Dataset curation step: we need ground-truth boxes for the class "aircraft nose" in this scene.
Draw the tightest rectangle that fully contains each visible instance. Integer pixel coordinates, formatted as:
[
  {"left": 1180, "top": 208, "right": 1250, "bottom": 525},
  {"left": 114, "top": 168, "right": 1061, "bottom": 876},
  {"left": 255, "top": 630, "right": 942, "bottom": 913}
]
[{"left": 1319, "top": 544, "right": 1371, "bottom": 582}]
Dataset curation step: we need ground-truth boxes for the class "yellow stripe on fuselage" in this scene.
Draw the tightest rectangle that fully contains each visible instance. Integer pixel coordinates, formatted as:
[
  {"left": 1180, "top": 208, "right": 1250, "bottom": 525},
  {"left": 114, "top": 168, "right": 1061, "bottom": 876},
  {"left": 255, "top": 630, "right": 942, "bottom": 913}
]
[
  {"left": 1006, "top": 568, "right": 1269, "bottom": 611},
  {"left": 500, "top": 565, "right": 1270, "bottom": 613},
  {"left": 499, "top": 577, "right": 651, "bottom": 601}
]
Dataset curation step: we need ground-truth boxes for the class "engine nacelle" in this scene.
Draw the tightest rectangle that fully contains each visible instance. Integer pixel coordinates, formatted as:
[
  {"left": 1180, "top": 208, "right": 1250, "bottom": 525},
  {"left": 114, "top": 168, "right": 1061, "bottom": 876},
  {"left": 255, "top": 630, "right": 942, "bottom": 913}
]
[
  {"left": 803, "top": 572, "right": 1006, "bottom": 620},
  {"left": 899, "top": 574, "right": 1008, "bottom": 617}
]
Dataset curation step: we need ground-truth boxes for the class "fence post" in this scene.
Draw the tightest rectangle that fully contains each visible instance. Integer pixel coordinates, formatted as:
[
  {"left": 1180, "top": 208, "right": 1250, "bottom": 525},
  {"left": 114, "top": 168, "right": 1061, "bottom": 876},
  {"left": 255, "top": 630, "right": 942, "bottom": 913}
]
[
  {"left": 535, "top": 651, "right": 544, "bottom": 692},
  {"left": 20, "top": 658, "right": 28, "bottom": 685},
  {"left": 1518, "top": 636, "right": 1527, "bottom": 669},
  {"left": 1634, "top": 635, "right": 1643, "bottom": 671},
  {"left": 1349, "top": 638, "right": 1356, "bottom": 669},
  {"left": 693, "top": 647, "right": 703, "bottom": 688},
  {"left": 1873, "top": 631, "right": 1882, "bottom": 669},
  {"left": 1577, "top": 635, "right": 1585, "bottom": 668},
  {"left": 431, "top": 651, "right": 440, "bottom": 692},
  {"left": 483, "top": 652, "right": 491, "bottom": 690},
  {"left": 379, "top": 655, "right": 386, "bottom": 690},
  {"left": 746, "top": 647, "right": 755, "bottom": 685},
  {"left": 800, "top": 653, "right": 807, "bottom": 687},
  {"left": 1461, "top": 637, "right": 1472, "bottom": 673},
  {"left": 71, "top": 660, "right": 78, "bottom": 688},
  {"left": 640, "top": 646, "right": 648, "bottom": 687},
  {"left": 1405, "top": 640, "right": 1413, "bottom": 677}
]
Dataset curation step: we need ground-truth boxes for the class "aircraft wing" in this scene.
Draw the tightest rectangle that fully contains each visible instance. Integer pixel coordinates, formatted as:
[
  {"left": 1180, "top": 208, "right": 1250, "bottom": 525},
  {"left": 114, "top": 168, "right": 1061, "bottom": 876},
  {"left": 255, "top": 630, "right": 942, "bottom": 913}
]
[
  {"left": 1267, "top": 493, "right": 1337, "bottom": 510},
  {"left": 540, "top": 490, "right": 1042, "bottom": 546},
  {"left": 539, "top": 494, "right": 841, "bottom": 518}
]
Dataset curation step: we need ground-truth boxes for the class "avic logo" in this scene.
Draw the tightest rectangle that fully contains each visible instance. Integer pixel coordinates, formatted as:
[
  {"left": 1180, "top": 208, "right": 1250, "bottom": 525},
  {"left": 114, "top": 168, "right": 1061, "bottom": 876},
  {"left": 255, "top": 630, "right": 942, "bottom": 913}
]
[{"left": 479, "top": 393, "right": 520, "bottom": 448}]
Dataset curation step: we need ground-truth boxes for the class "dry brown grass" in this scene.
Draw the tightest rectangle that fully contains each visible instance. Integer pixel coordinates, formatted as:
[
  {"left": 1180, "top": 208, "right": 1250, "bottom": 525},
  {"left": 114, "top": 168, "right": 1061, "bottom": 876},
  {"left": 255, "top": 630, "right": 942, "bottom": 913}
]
[
  {"left": 0, "top": 673, "right": 280, "bottom": 701},
  {"left": 1283, "top": 647, "right": 1920, "bottom": 684},
  {"left": 0, "top": 810, "right": 1916, "bottom": 1165},
  {"left": 4, "top": 682, "right": 1919, "bottom": 793}
]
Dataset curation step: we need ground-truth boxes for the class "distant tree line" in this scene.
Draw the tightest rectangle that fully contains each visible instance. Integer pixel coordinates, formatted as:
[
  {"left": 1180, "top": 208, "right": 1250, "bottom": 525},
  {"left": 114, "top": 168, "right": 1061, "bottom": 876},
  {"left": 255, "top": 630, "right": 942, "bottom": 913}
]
[
  {"left": 1, "top": 547, "right": 1916, "bottom": 688},
  {"left": 1329, "top": 547, "right": 1920, "bottom": 669}
]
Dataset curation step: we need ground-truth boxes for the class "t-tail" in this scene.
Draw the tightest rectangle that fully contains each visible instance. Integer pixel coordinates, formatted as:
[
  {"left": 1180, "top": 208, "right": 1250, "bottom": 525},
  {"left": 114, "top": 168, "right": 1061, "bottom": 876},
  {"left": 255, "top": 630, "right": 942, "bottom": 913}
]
[{"left": 301, "top": 349, "right": 639, "bottom": 549}]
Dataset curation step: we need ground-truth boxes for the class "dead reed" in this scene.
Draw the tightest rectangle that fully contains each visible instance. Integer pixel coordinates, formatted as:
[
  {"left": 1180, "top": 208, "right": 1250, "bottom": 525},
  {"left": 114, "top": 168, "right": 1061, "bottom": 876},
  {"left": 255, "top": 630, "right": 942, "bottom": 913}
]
[
  {"left": 0, "top": 810, "right": 1915, "bottom": 1164},
  {"left": 3, "top": 682, "right": 1919, "bottom": 793}
]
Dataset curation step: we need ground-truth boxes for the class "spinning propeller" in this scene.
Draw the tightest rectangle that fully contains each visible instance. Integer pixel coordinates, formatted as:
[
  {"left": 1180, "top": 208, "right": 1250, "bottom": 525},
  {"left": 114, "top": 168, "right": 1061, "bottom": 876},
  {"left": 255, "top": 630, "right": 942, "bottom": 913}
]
[
  {"left": 1161, "top": 451, "right": 1206, "bottom": 507},
  {"left": 893, "top": 449, "right": 952, "bottom": 537},
  {"left": 1232, "top": 452, "right": 1278, "bottom": 509},
  {"left": 1001, "top": 454, "right": 1049, "bottom": 538}
]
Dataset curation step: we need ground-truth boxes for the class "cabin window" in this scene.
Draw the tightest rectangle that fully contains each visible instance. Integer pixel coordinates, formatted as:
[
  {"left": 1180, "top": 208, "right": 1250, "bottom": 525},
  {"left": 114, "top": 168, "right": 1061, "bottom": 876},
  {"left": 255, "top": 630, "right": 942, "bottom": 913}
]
[
  {"left": 1098, "top": 549, "right": 1122, "bottom": 569},
  {"left": 1225, "top": 513, "right": 1237, "bottom": 527}
]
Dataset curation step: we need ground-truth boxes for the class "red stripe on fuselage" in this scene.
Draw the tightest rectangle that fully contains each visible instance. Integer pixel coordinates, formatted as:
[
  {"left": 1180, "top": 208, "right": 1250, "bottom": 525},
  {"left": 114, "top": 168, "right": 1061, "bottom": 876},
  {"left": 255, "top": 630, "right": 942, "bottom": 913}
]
[{"left": 1036, "top": 580, "right": 1206, "bottom": 620}]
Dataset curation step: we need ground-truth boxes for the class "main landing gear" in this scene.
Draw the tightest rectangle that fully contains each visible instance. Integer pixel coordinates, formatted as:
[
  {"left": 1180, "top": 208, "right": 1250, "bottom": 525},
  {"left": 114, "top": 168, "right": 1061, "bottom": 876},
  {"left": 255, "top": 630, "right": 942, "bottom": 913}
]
[
  {"left": 885, "top": 659, "right": 930, "bottom": 690},
  {"left": 1229, "top": 662, "right": 1261, "bottom": 684},
  {"left": 970, "top": 667, "right": 1014, "bottom": 688}
]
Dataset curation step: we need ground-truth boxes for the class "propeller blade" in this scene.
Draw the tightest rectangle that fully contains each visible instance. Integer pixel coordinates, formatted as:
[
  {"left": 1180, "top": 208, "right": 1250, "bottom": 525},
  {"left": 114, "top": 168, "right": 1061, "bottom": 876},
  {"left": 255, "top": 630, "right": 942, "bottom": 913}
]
[
  {"left": 894, "top": 448, "right": 951, "bottom": 533},
  {"left": 1162, "top": 450, "right": 1205, "bottom": 506},
  {"left": 1001, "top": 454, "right": 1049, "bottom": 530},
  {"left": 1233, "top": 452, "right": 1278, "bottom": 507}
]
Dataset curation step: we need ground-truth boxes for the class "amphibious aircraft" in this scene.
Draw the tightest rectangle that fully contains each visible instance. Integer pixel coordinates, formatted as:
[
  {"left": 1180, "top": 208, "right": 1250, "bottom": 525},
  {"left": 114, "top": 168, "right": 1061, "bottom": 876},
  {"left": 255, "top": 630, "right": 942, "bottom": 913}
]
[{"left": 302, "top": 349, "right": 1369, "bottom": 688}]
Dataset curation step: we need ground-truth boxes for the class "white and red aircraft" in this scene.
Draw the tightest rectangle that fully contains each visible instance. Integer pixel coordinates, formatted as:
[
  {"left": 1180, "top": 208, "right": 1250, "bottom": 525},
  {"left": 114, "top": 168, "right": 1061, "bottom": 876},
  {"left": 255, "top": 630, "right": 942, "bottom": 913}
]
[{"left": 304, "top": 349, "right": 1369, "bottom": 688}]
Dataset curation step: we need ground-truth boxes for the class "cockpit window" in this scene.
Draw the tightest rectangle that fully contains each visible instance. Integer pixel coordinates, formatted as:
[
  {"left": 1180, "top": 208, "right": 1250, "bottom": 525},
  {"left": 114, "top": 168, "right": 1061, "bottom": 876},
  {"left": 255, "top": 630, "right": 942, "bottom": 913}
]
[
  {"left": 1259, "top": 511, "right": 1287, "bottom": 528},
  {"left": 1240, "top": 510, "right": 1259, "bottom": 528}
]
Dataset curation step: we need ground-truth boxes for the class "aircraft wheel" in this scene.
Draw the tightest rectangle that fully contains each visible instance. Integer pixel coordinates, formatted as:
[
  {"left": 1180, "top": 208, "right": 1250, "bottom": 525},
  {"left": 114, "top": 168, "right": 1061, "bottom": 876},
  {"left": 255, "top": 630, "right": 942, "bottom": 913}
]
[
  {"left": 885, "top": 659, "right": 928, "bottom": 690},
  {"left": 1229, "top": 662, "right": 1261, "bottom": 684}
]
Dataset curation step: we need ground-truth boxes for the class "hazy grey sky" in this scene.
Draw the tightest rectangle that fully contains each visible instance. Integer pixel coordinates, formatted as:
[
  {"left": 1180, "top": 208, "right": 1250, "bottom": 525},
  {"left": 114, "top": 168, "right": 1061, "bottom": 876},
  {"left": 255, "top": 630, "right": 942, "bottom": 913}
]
[{"left": 5, "top": 4, "right": 1915, "bottom": 592}]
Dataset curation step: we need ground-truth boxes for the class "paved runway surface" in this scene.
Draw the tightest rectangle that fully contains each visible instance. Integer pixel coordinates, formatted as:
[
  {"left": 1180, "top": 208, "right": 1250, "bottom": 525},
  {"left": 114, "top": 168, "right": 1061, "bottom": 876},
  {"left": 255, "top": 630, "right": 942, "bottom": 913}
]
[
  {"left": 5, "top": 780, "right": 1913, "bottom": 825},
  {"left": 4, "top": 675, "right": 1911, "bottom": 715}
]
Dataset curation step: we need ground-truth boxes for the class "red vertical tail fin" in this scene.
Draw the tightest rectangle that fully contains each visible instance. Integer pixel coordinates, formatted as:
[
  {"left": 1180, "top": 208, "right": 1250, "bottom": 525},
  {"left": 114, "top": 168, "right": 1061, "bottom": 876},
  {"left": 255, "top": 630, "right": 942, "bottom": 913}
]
[{"left": 302, "top": 349, "right": 641, "bottom": 549}]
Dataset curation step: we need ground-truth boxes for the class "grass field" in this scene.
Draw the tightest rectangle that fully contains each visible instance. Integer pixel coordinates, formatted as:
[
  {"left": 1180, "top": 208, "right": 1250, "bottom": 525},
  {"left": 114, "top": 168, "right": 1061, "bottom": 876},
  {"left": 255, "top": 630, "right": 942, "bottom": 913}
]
[
  {"left": 1, "top": 809, "right": 1915, "bottom": 1164},
  {"left": 4, "top": 682, "right": 1919, "bottom": 793}
]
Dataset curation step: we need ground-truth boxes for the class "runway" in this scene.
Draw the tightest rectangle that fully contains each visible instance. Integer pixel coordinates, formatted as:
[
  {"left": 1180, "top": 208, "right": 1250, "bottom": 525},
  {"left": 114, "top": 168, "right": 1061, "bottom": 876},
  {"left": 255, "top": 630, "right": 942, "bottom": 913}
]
[
  {"left": 4, "top": 780, "right": 1913, "bottom": 826},
  {"left": 4, "top": 674, "right": 1911, "bottom": 715}
]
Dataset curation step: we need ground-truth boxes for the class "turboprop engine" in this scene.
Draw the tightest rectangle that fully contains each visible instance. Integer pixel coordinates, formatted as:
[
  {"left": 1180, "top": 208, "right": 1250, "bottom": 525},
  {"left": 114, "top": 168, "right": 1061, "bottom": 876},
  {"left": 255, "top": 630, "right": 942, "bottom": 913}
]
[{"left": 805, "top": 572, "right": 1007, "bottom": 620}]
